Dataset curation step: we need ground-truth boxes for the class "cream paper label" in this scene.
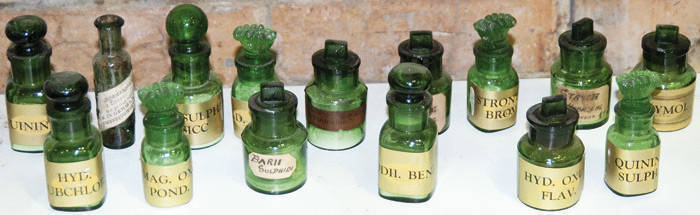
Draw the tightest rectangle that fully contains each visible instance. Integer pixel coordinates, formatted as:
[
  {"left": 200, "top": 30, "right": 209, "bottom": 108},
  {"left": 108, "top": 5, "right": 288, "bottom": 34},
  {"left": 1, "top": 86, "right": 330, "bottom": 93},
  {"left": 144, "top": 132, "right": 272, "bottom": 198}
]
[
  {"left": 429, "top": 93, "right": 447, "bottom": 131},
  {"left": 232, "top": 97, "right": 251, "bottom": 138},
  {"left": 468, "top": 83, "right": 518, "bottom": 130},
  {"left": 142, "top": 158, "right": 193, "bottom": 207},
  {"left": 7, "top": 102, "right": 50, "bottom": 146},
  {"left": 378, "top": 145, "right": 437, "bottom": 197},
  {"left": 177, "top": 92, "right": 224, "bottom": 148},
  {"left": 651, "top": 80, "right": 695, "bottom": 131},
  {"left": 96, "top": 73, "right": 134, "bottom": 130},
  {"left": 248, "top": 152, "right": 297, "bottom": 180},
  {"left": 518, "top": 157, "right": 584, "bottom": 210},
  {"left": 556, "top": 84, "right": 609, "bottom": 124},
  {"left": 605, "top": 141, "right": 660, "bottom": 195},
  {"left": 44, "top": 150, "right": 106, "bottom": 208}
]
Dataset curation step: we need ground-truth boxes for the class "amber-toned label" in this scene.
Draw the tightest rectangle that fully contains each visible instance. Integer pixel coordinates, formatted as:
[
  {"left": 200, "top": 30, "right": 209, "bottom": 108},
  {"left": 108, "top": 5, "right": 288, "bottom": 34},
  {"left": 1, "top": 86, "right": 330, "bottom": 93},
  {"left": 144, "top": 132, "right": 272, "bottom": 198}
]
[
  {"left": 248, "top": 152, "right": 297, "bottom": 180},
  {"left": 96, "top": 73, "right": 135, "bottom": 130},
  {"left": 556, "top": 85, "right": 609, "bottom": 123},
  {"left": 468, "top": 83, "right": 518, "bottom": 130},
  {"left": 177, "top": 92, "right": 224, "bottom": 147},
  {"left": 232, "top": 97, "right": 251, "bottom": 138},
  {"left": 605, "top": 141, "right": 659, "bottom": 195},
  {"left": 7, "top": 102, "right": 50, "bottom": 147},
  {"left": 651, "top": 80, "right": 695, "bottom": 131},
  {"left": 305, "top": 96, "right": 366, "bottom": 131},
  {"left": 44, "top": 150, "right": 106, "bottom": 208},
  {"left": 429, "top": 93, "right": 447, "bottom": 131},
  {"left": 378, "top": 145, "right": 436, "bottom": 197},
  {"left": 141, "top": 158, "right": 193, "bottom": 207},
  {"left": 518, "top": 157, "right": 584, "bottom": 210}
]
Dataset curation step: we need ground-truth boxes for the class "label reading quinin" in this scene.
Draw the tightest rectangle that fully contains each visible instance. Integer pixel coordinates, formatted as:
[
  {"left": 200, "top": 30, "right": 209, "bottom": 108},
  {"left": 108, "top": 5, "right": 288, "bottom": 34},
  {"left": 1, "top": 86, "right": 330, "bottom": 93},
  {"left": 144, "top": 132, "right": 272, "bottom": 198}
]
[
  {"left": 142, "top": 158, "right": 193, "bottom": 207},
  {"left": 605, "top": 141, "right": 659, "bottom": 195},
  {"left": 556, "top": 85, "right": 609, "bottom": 124},
  {"left": 651, "top": 80, "right": 695, "bottom": 131},
  {"left": 232, "top": 97, "right": 251, "bottom": 138},
  {"left": 96, "top": 73, "right": 135, "bottom": 130},
  {"left": 44, "top": 150, "right": 106, "bottom": 208},
  {"left": 7, "top": 102, "right": 50, "bottom": 147},
  {"left": 429, "top": 93, "right": 447, "bottom": 132},
  {"left": 305, "top": 96, "right": 366, "bottom": 131},
  {"left": 518, "top": 157, "right": 584, "bottom": 210},
  {"left": 378, "top": 145, "right": 436, "bottom": 197},
  {"left": 248, "top": 152, "right": 297, "bottom": 180},
  {"left": 468, "top": 83, "right": 518, "bottom": 130},
  {"left": 177, "top": 92, "right": 224, "bottom": 148}
]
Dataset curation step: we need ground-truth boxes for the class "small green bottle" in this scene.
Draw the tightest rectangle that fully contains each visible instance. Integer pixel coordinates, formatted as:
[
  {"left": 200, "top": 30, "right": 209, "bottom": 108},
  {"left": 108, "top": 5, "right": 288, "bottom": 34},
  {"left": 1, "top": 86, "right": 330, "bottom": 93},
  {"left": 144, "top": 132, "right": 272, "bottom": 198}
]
[
  {"left": 378, "top": 63, "right": 438, "bottom": 203},
  {"left": 517, "top": 95, "right": 584, "bottom": 211},
  {"left": 242, "top": 82, "right": 308, "bottom": 194},
  {"left": 138, "top": 82, "right": 193, "bottom": 207},
  {"left": 551, "top": 18, "right": 612, "bottom": 129},
  {"left": 92, "top": 14, "right": 136, "bottom": 149},
  {"left": 163, "top": 4, "right": 224, "bottom": 149},
  {"left": 635, "top": 25, "right": 696, "bottom": 132},
  {"left": 231, "top": 24, "right": 279, "bottom": 139},
  {"left": 305, "top": 40, "right": 367, "bottom": 150},
  {"left": 605, "top": 69, "right": 661, "bottom": 196},
  {"left": 4, "top": 15, "right": 52, "bottom": 152},
  {"left": 43, "top": 72, "right": 106, "bottom": 211},
  {"left": 398, "top": 31, "right": 452, "bottom": 134},
  {"left": 467, "top": 13, "right": 519, "bottom": 132}
]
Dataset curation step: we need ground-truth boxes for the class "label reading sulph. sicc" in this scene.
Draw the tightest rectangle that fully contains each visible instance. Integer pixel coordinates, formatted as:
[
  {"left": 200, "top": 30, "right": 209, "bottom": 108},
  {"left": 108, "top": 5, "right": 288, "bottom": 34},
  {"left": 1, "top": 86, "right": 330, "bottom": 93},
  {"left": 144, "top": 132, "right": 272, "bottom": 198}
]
[{"left": 177, "top": 92, "right": 224, "bottom": 147}]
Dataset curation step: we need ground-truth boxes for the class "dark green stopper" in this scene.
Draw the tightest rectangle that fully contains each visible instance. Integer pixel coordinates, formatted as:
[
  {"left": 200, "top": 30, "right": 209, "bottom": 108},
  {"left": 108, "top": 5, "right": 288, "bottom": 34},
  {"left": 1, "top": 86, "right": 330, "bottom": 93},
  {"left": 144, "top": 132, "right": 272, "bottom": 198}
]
[
  {"left": 260, "top": 82, "right": 285, "bottom": 105},
  {"left": 571, "top": 18, "right": 594, "bottom": 41},
  {"left": 388, "top": 63, "right": 432, "bottom": 104},
  {"left": 166, "top": 4, "right": 208, "bottom": 43},
  {"left": 541, "top": 95, "right": 568, "bottom": 118},
  {"left": 44, "top": 72, "right": 88, "bottom": 109},
  {"left": 324, "top": 40, "right": 348, "bottom": 59},
  {"left": 5, "top": 15, "right": 47, "bottom": 55},
  {"left": 655, "top": 25, "right": 679, "bottom": 44},
  {"left": 473, "top": 13, "right": 516, "bottom": 49},
  {"left": 527, "top": 95, "right": 579, "bottom": 148},
  {"left": 409, "top": 31, "right": 434, "bottom": 50}
]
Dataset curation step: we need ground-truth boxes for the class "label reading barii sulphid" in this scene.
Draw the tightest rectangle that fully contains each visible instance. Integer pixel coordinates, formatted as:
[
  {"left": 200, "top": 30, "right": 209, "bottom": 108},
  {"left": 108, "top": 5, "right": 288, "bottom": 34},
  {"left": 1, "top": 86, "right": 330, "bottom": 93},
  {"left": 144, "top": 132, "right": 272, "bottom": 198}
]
[
  {"left": 44, "top": 150, "right": 106, "bottom": 208},
  {"left": 96, "top": 73, "right": 134, "bottom": 130},
  {"left": 142, "top": 158, "right": 193, "bottom": 207},
  {"left": 248, "top": 152, "right": 297, "bottom": 180},
  {"left": 518, "top": 157, "right": 584, "bottom": 210}
]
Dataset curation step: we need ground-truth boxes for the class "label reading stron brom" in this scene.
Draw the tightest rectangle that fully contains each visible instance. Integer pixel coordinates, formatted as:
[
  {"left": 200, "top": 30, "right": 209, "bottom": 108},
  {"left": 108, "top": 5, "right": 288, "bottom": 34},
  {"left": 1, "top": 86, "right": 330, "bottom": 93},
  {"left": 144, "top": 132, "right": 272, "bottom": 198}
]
[
  {"left": 556, "top": 85, "right": 609, "bottom": 124},
  {"left": 429, "top": 93, "right": 447, "bottom": 131},
  {"left": 468, "top": 83, "right": 518, "bottom": 130},
  {"left": 605, "top": 141, "right": 660, "bottom": 195},
  {"left": 44, "top": 150, "right": 106, "bottom": 208},
  {"left": 177, "top": 92, "right": 224, "bottom": 148},
  {"left": 651, "top": 80, "right": 695, "bottom": 131},
  {"left": 248, "top": 152, "right": 297, "bottom": 180},
  {"left": 96, "top": 73, "right": 135, "bottom": 130},
  {"left": 7, "top": 102, "right": 50, "bottom": 147},
  {"left": 232, "top": 97, "right": 251, "bottom": 138},
  {"left": 518, "top": 157, "right": 584, "bottom": 210},
  {"left": 142, "top": 158, "right": 193, "bottom": 207},
  {"left": 305, "top": 96, "right": 366, "bottom": 131},
  {"left": 378, "top": 145, "right": 437, "bottom": 197}
]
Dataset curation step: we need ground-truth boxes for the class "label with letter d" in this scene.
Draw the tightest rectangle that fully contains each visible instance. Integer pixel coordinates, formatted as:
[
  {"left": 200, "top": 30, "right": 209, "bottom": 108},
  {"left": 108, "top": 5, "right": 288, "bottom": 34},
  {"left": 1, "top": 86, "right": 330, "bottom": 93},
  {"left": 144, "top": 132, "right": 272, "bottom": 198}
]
[
  {"left": 518, "top": 157, "right": 584, "bottom": 210},
  {"left": 378, "top": 145, "right": 436, "bottom": 197},
  {"left": 142, "top": 158, "right": 193, "bottom": 207}
]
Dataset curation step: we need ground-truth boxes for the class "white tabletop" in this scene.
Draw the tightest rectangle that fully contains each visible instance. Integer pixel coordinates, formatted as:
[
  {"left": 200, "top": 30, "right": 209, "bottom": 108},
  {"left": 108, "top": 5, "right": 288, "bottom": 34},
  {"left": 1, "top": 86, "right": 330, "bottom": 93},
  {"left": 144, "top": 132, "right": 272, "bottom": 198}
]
[{"left": 1, "top": 78, "right": 698, "bottom": 214}]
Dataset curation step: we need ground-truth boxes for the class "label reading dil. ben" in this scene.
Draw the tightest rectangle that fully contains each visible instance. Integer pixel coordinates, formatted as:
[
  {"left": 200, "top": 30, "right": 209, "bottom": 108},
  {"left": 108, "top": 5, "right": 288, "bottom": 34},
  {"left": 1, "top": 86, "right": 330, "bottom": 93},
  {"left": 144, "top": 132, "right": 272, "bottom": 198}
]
[
  {"left": 429, "top": 93, "right": 447, "bottom": 131},
  {"left": 379, "top": 145, "right": 437, "bottom": 197},
  {"left": 44, "top": 150, "right": 106, "bottom": 208},
  {"left": 305, "top": 96, "right": 366, "bottom": 131},
  {"left": 232, "top": 97, "right": 251, "bottom": 138},
  {"left": 468, "top": 83, "right": 518, "bottom": 130},
  {"left": 518, "top": 157, "right": 584, "bottom": 210},
  {"left": 556, "top": 85, "right": 609, "bottom": 124},
  {"left": 651, "top": 80, "right": 695, "bottom": 131},
  {"left": 96, "top": 73, "right": 134, "bottom": 130},
  {"left": 177, "top": 92, "right": 224, "bottom": 147},
  {"left": 248, "top": 152, "right": 297, "bottom": 180},
  {"left": 142, "top": 158, "right": 193, "bottom": 207},
  {"left": 605, "top": 141, "right": 660, "bottom": 195},
  {"left": 7, "top": 102, "right": 50, "bottom": 147}
]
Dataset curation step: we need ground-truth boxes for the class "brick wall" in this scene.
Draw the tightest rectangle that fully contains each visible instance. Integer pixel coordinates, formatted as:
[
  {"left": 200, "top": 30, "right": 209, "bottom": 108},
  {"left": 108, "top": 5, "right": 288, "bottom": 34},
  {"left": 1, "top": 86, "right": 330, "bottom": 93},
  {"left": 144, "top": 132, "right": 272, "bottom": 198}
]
[{"left": 0, "top": 0, "right": 697, "bottom": 92}]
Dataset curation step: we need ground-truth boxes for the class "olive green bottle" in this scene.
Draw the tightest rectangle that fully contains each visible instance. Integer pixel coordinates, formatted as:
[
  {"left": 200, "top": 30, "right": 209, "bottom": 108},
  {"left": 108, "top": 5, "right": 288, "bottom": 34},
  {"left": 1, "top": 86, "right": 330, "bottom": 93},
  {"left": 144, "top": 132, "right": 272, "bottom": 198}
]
[
  {"left": 232, "top": 24, "right": 279, "bottom": 139},
  {"left": 467, "top": 13, "right": 519, "bottom": 132},
  {"left": 163, "top": 4, "right": 224, "bottom": 149},
  {"left": 378, "top": 63, "right": 438, "bottom": 203},
  {"left": 635, "top": 25, "right": 696, "bottom": 131},
  {"left": 43, "top": 72, "right": 106, "bottom": 211},
  {"left": 139, "top": 82, "right": 192, "bottom": 207},
  {"left": 398, "top": 31, "right": 452, "bottom": 134},
  {"left": 517, "top": 95, "right": 584, "bottom": 211},
  {"left": 605, "top": 69, "right": 661, "bottom": 196},
  {"left": 551, "top": 18, "right": 612, "bottom": 129},
  {"left": 4, "top": 15, "right": 52, "bottom": 152},
  {"left": 305, "top": 40, "right": 367, "bottom": 150},
  {"left": 242, "top": 82, "right": 308, "bottom": 194}
]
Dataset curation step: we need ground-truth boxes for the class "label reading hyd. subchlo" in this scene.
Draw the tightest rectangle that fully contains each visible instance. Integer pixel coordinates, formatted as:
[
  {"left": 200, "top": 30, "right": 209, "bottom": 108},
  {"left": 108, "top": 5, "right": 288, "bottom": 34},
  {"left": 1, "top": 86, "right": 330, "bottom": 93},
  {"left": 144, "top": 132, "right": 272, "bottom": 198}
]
[
  {"left": 177, "top": 92, "right": 224, "bottom": 148},
  {"left": 468, "top": 83, "right": 518, "bottom": 130},
  {"left": 651, "top": 80, "right": 695, "bottom": 131},
  {"left": 605, "top": 141, "right": 660, "bottom": 195},
  {"left": 429, "top": 93, "right": 447, "bottom": 132},
  {"left": 248, "top": 152, "right": 297, "bottom": 180},
  {"left": 142, "top": 158, "right": 193, "bottom": 207},
  {"left": 305, "top": 95, "right": 366, "bottom": 131},
  {"left": 232, "top": 97, "right": 251, "bottom": 138},
  {"left": 518, "top": 157, "right": 584, "bottom": 210},
  {"left": 96, "top": 73, "right": 135, "bottom": 130},
  {"left": 7, "top": 102, "right": 50, "bottom": 147},
  {"left": 378, "top": 145, "right": 437, "bottom": 197},
  {"left": 556, "top": 84, "right": 610, "bottom": 124},
  {"left": 44, "top": 150, "right": 106, "bottom": 208}
]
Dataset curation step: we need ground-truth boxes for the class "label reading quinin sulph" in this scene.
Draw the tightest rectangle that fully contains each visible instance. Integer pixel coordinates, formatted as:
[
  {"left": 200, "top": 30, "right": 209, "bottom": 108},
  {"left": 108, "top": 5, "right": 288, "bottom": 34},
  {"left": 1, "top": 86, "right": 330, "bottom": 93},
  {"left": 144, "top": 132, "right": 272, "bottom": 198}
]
[
  {"left": 429, "top": 93, "right": 447, "bottom": 132},
  {"left": 305, "top": 96, "right": 366, "bottom": 131},
  {"left": 468, "top": 83, "right": 518, "bottom": 130},
  {"left": 651, "top": 80, "right": 695, "bottom": 131},
  {"left": 44, "top": 150, "right": 106, "bottom": 208},
  {"left": 248, "top": 152, "right": 297, "bottom": 180},
  {"left": 142, "top": 158, "right": 193, "bottom": 207},
  {"left": 556, "top": 85, "right": 609, "bottom": 124},
  {"left": 177, "top": 92, "right": 224, "bottom": 148},
  {"left": 96, "top": 73, "right": 135, "bottom": 130},
  {"left": 232, "top": 97, "right": 251, "bottom": 138},
  {"left": 378, "top": 145, "right": 437, "bottom": 197},
  {"left": 605, "top": 141, "right": 660, "bottom": 195},
  {"left": 7, "top": 102, "right": 50, "bottom": 147},
  {"left": 518, "top": 157, "right": 584, "bottom": 210}
]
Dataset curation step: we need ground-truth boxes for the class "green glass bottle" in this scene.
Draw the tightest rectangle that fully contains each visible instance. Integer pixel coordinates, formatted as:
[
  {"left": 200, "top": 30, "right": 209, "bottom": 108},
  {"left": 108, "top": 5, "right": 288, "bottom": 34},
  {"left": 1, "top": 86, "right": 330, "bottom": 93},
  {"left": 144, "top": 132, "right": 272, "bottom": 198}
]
[
  {"left": 551, "top": 18, "right": 612, "bottom": 129},
  {"left": 605, "top": 69, "right": 661, "bottom": 196},
  {"left": 43, "top": 72, "right": 106, "bottom": 211},
  {"left": 242, "top": 82, "right": 307, "bottom": 194},
  {"left": 4, "top": 15, "right": 52, "bottom": 152},
  {"left": 231, "top": 24, "right": 279, "bottom": 139},
  {"left": 378, "top": 63, "right": 438, "bottom": 203},
  {"left": 163, "top": 4, "right": 224, "bottom": 149},
  {"left": 398, "top": 31, "right": 452, "bottom": 134},
  {"left": 635, "top": 25, "right": 696, "bottom": 132},
  {"left": 517, "top": 95, "right": 584, "bottom": 211},
  {"left": 138, "top": 82, "right": 192, "bottom": 207},
  {"left": 305, "top": 40, "right": 367, "bottom": 150},
  {"left": 467, "top": 13, "right": 519, "bottom": 132},
  {"left": 92, "top": 14, "right": 135, "bottom": 149}
]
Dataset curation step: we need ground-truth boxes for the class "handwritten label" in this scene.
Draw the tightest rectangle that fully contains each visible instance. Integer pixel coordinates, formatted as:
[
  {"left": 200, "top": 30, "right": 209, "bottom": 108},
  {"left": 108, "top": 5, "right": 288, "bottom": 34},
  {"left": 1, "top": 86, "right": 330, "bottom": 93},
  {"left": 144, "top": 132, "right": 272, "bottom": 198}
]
[{"left": 96, "top": 73, "right": 135, "bottom": 130}]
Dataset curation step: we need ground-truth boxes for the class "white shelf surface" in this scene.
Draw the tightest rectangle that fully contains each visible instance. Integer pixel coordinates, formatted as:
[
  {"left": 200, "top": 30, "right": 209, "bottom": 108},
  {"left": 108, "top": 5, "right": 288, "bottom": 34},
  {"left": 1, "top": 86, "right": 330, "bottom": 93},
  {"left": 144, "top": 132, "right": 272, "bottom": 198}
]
[{"left": 1, "top": 79, "right": 699, "bottom": 214}]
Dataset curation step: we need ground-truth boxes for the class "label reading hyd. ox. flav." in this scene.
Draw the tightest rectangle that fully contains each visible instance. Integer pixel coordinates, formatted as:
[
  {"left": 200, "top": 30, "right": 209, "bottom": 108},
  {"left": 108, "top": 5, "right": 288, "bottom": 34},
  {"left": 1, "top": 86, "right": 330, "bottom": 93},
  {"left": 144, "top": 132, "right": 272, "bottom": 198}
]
[
  {"left": 605, "top": 141, "right": 660, "bottom": 195},
  {"left": 96, "top": 73, "right": 134, "bottom": 130},
  {"left": 177, "top": 92, "right": 224, "bottom": 147},
  {"left": 305, "top": 95, "right": 366, "bottom": 131},
  {"left": 232, "top": 97, "right": 251, "bottom": 138},
  {"left": 44, "top": 150, "right": 106, "bottom": 208},
  {"left": 142, "top": 158, "right": 193, "bottom": 207},
  {"left": 651, "top": 80, "right": 695, "bottom": 131},
  {"left": 248, "top": 152, "right": 297, "bottom": 180},
  {"left": 518, "top": 157, "right": 584, "bottom": 210},
  {"left": 7, "top": 102, "right": 50, "bottom": 147},
  {"left": 468, "top": 83, "right": 518, "bottom": 130},
  {"left": 429, "top": 93, "right": 447, "bottom": 132},
  {"left": 556, "top": 84, "right": 609, "bottom": 124},
  {"left": 378, "top": 145, "right": 437, "bottom": 197}
]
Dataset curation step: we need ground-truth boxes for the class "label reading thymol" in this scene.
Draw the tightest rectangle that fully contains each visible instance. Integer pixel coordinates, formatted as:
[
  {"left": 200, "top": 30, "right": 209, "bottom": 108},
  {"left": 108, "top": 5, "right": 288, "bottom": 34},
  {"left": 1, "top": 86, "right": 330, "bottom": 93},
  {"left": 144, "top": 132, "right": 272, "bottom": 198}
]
[{"left": 651, "top": 80, "right": 695, "bottom": 131}]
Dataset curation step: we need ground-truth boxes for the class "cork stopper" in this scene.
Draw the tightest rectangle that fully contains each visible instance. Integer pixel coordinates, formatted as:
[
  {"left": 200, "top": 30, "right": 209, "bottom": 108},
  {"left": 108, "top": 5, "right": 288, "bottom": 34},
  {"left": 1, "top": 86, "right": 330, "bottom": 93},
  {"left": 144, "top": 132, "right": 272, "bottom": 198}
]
[
  {"left": 166, "top": 4, "right": 208, "bottom": 43},
  {"left": 5, "top": 15, "right": 47, "bottom": 55},
  {"left": 44, "top": 72, "right": 88, "bottom": 110}
]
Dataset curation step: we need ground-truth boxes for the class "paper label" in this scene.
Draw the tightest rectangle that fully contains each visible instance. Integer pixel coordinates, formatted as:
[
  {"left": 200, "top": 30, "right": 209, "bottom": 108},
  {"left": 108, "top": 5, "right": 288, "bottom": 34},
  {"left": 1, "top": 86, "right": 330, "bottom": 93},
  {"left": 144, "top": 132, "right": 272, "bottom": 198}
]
[
  {"left": 305, "top": 96, "right": 366, "bottom": 131},
  {"left": 651, "top": 80, "right": 695, "bottom": 131},
  {"left": 248, "top": 152, "right": 297, "bottom": 180},
  {"left": 429, "top": 93, "right": 447, "bottom": 131},
  {"left": 142, "top": 158, "right": 193, "bottom": 207},
  {"left": 605, "top": 141, "right": 660, "bottom": 195},
  {"left": 7, "top": 102, "right": 50, "bottom": 146},
  {"left": 232, "top": 97, "right": 251, "bottom": 138},
  {"left": 177, "top": 92, "right": 224, "bottom": 147},
  {"left": 96, "top": 73, "right": 135, "bottom": 130},
  {"left": 468, "top": 83, "right": 518, "bottom": 130},
  {"left": 378, "top": 145, "right": 437, "bottom": 197},
  {"left": 44, "top": 150, "right": 106, "bottom": 208},
  {"left": 556, "top": 84, "right": 609, "bottom": 123},
  {"left": 518, "top": 157, "right": 584, "bottom": 210}
]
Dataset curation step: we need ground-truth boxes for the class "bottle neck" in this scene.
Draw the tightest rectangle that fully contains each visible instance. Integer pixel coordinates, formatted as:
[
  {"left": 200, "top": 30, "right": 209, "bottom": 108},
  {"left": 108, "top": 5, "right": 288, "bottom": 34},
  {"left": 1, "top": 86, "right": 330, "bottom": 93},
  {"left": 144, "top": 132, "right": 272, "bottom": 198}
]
[
  {"left": 314, "top": 67, "right": 358, "bottom": 92},
  {"left": 400, "top": 55, "right": 443, "bottom": 78},
  {"left": 235, "top": 52, "right": 276, "bottom": 82},
  {"left": 388, "top": 94, "right": 430, "bottom": 132},
  {"left": 169, "top": 41, "right": 211, "bottom": 86},
  {"left": 98, "top": 27, "right": 123, "bottom": 54},
  {"left": 48, "top": 99, "right": 91, "bottom": 142},
  {"left": 144, "top": 110, "right": 185, "bottom": 147},
  {"left": 614, "top": 100, "right": 654, "bottom": 135},
  {"left": 250, "top": 110, "right": 297, "bottom": 138},
  {"left": 560, "top": 48, "right": 604, "bottom": 73},
  {"left": 642, "top": 53, "right": 686, "bottom": 75},
  {"left": 8, "top": 42, "right": 51, "bottom": 87}
]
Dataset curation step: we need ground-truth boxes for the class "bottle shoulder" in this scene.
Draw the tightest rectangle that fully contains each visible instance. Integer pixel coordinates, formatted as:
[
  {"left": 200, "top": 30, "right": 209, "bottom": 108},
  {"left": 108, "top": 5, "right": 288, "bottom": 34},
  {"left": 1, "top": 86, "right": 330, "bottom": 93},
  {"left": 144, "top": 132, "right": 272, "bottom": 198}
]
[
  {"left": 44, "top": 127, "right": 103, "bottom": 163},
  {"left": 467, "top": 66, "right": 519, "bottom": 90},
  {"left": 305, "top": 83, "right": 367, "bottom": 111},
  {"left": 141, "top": 140, "right": 192, "bottom": 166},
  {"left": 163, "top": 73, "right": 222, "bottom": 104},
  {"left": 5, "top": 80, "right": 46, "bottom": 104},
  {"left": 242, "top": 122, "right": 308, "bottom": 153},
  {"left": 551, "top": 60, "right": 613, "bottom": 89},
  {"left": 634, "top": 63, "right": 696, "bottom": 89},
  {"left": 379, "top": 121, "right": 437, "bottom": 153},
  {"left": 232, "top": 76, "right": 279, "bottom": 101},
  {"left": 606, "top": 125, "right": 660, "bottom": 150},
  {"left": 517, "top": 134, "right": 584, "bottom": 168}
]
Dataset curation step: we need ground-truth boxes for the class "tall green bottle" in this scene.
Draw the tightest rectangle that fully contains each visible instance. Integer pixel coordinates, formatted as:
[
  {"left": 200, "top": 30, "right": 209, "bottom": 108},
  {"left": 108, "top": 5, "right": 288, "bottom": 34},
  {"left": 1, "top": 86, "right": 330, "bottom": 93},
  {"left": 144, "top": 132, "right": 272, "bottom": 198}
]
[
  {"left": 164, "top": 4, "right": 224, "bottom": 149},
  {"left": 605, "top": 69, "right": 661, "bottom": 196},
  {"left": 92, "top": 14, "right": 135, "bottom": 149},
  {"left": 551, "top": 18, "right": 612, "bottom": 129},
  {"left": 231, "top": 24, "right": 279, "bottom": 139},
  {"left": 517, "top": 95, "right": 584, "bottom": 211},
  {"left": 378, "top": 63, "right": 438, "bottom": 203},
  {"left": 305, "top": 40, "right": 367, "bottom": 150},
  {"left": 139, "top": 82, "right": 192, "bottom": 207},
  {"left": 467, "top": 13, "right": 519, "bottom": 132},
  {"left": 398, "top": 31, "right": 452, "bottom": 134},
  {"left": 43, "top": 72, "right": 106, "bottom": 211},
  {"left": 635, "top": 25, "right": 695, "bottom": 131},
  {"left": 242, "top": 82, "right": 308, "bottom": 194},
  {"left": 4, "top": 15, "right": 52, "bottom": 152}
]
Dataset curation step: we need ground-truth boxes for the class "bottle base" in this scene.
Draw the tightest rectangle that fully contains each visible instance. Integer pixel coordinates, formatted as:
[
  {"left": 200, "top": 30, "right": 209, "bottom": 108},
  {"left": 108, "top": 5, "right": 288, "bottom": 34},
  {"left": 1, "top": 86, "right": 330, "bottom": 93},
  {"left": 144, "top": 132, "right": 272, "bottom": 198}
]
[
  {"left": 50, "top": 198, "right": 105, "bottom": 212},
  {"left": 576, "top": 116, "right": 609, "bottom": 130},
  {"left": 11, "top": 144, "right": 43, "bottom": 153},
  {"left": 246, "top": 180, "right": 306, "bottom": 195},
  {"left": 467, "top": 119, "right": 514, "bottom": 133},
  {"left": 309, "top": 136, "right": 364, "bottom": 151},
  {"left": 378, "top": 190, "right": 433, "bottom": 203},
  {"left": 103, "top": 140, "right": 135, "bottom": 149},
  {"left": 190, "top": 133, "right": 224, "bottom": 150},
  {"left": 437, "top": 123, "right": 449, "bottom": 135},
  {"left": 519, "top": 199, "right": 579, "bottom": 211},
  {"left": 605, "top": 182, "right": 656, "bottom": 197}
]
